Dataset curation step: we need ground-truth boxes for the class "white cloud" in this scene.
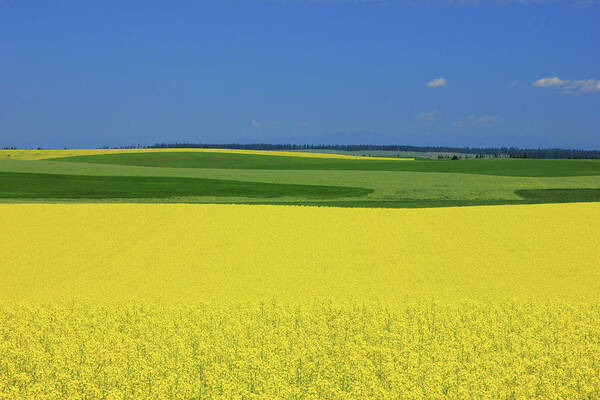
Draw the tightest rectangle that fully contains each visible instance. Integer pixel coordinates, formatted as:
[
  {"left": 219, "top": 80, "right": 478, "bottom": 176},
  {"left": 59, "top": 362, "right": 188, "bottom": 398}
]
[
  {"left": 426, "top": 78, "right": 446, "bottom": 88},
  {"left": 251, "top": 120, "right": 262, "bottom": 128},
  {"left": 453, "top": 115, "right": 502, "bottom": 128},
  {"left": 569, "top": 79, "right": 600, "bottom": 92},
  {"left": 532, "top": 77, "right": 600, "bottom": 92},
  {"left": 416, "top": 110, "right": 440, "bottom": 120},
  {"left": 533, "top": 77, "right": 568, "bottom": 87},
  {"left": 509, "top": 81, "right": 519, "bottom": 88}
]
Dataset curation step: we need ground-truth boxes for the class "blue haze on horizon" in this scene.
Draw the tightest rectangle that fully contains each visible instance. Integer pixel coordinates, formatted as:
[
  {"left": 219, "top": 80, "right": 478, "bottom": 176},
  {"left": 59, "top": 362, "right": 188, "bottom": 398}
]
[{"left": 1, "top": 1, "right": 599, "bottom": 149}]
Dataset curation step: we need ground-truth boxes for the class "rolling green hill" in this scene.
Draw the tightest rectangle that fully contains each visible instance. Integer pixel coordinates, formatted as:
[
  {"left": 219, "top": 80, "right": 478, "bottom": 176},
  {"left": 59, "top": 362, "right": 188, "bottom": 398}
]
[
  {"left": 0, "top": 172, "right": 371, "bottom": 200},
  {"left": 50, "top": 151, "right": 600, "bottom": 177},
  {"left": 1, "top": 150, "right": 599, "bottom": 207}
]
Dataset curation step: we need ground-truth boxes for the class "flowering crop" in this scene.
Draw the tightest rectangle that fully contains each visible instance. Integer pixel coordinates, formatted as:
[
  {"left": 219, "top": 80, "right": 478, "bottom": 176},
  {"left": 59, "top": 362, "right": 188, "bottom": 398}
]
[
  {"left": 1, "top": 203, "right": 599, "bottom": 399},
  {"left": 2, "top": 301, "right": 599, "bottom": 399},
  {"left": 0, "top": 148, "right": 412, "bottom": 161}
]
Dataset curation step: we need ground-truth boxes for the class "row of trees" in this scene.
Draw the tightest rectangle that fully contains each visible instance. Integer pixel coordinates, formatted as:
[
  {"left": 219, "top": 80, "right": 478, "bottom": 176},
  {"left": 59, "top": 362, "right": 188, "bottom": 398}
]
[
  {"left": 4, "top": 143, "right": 599, "bottom": 159},
  {"left": 147, "top": 143, "right": 600, "bottom": 159}
]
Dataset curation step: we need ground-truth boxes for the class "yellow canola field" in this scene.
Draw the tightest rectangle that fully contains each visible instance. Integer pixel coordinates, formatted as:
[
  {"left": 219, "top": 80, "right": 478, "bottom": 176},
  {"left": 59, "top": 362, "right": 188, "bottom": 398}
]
[
  {"left": 2, "top": 203, "right": 599, "bottom": 303},
  {"left": 1, "top": 203, "right": 600, "bottom": 399},
  {"left": 0, "top": 148, "right": 413, "bottom": 161}
]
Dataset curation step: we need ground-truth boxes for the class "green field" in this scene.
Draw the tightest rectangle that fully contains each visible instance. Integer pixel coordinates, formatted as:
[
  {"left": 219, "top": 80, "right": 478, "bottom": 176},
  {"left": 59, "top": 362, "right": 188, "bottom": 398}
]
[
  {"left": 0, "top": 171, "right": 371, "bottom": 200},
  {"left": 50, "top": 151, "right": 600, "bottom": 177},
  {"left": 1, "top": 150, "right": 599, "bottom": 207}
]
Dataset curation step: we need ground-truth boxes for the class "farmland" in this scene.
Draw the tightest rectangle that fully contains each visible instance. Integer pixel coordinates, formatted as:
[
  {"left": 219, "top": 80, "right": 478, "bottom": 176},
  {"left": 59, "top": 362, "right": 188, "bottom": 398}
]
[
  {"left": 1, "top": 149, "right": 600, "bottom": 399},
  {"left": 1, "top": 148, "right": 600, "bottom": 207}
]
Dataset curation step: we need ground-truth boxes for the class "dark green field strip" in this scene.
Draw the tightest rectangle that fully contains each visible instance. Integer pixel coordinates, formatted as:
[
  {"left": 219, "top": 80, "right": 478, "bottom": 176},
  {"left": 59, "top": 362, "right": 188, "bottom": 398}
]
[
  {"left": 49, "top": 152, "right": 600, "bottom": 177},
  {"left": 205, "top": 199, "right": 532, "bottom": 208},
  {"left": 515, "top": 188, "right": 600, "bottom": 203},
  {"left": 0, "top": 172, "right": 372, "bottom": 200},
  {"left": 210, "top": 194, "right": 600, "bottom": 208}
]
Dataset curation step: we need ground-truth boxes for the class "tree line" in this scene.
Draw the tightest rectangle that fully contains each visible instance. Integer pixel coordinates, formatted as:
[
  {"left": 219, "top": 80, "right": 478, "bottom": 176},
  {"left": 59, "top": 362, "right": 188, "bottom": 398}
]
[
  {"left": 146, "top": 143, "right": 600, "bottom": 159},
  {"left": 4, "top": 143, "right": 599, "bottom": 159}
]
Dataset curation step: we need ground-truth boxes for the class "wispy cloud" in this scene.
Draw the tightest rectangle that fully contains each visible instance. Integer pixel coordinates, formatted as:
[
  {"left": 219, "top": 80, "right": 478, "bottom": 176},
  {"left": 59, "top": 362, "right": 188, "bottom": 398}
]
[
  {"left": 251, "top": 119, "right": 280, "bottom": 128},
  {"left": 576, "top": 80, "right": 600, "bottom": 92},
  {"left": 453, "top": 115, "right": 503, "bottom": 128},
  {"left": 416, "top": 110, "right": 440, "bottom": 120},
  {"left": 532, "top": 77, "right": 600, "bottom": 92},
  {"left": 426, "top": 78, "right": 446, "bottom": 88},
  {"left": 509, "top": 81, "right": 520, "bottom": 88}
]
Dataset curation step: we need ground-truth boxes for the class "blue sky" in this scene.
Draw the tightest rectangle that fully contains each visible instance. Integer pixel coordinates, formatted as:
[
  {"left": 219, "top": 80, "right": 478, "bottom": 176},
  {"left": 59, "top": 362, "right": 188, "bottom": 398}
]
[{"left": 1, "top": 1, "right": 599, "bottom": 149}]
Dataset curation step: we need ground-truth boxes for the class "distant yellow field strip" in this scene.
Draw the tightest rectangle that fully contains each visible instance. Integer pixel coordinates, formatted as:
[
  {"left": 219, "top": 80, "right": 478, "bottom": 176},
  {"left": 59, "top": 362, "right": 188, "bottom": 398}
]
[
  {"left": 1, "top": 202, "right": 598, "bottom": 303},
  {"left": 0, "top": 148, "right": 413, "bottom": 161}
]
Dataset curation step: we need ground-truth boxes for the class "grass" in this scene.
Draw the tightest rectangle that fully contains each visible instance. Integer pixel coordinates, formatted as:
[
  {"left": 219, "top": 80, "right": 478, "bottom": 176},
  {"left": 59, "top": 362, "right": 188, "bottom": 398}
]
[
  {"left": 2, "top": 170, "right": 597, "bottom": 206},
  {"left": 0, "top": 172, "right": 372, "bottom": 200},
  {"left": 515, "top": 188, "right": 600, "bottom": 203},
  {"left": 50, "top": 151, "right": 600, "bottom": 177},
  {"left": 1, "top": 158, "right": 600, "bottom": 207}
]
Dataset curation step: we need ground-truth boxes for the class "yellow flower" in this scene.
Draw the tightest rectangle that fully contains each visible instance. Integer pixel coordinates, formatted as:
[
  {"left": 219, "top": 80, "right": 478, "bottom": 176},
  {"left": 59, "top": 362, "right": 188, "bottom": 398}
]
[{"left": 1, "top": 203, "right": 599, "bottom": 398}]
